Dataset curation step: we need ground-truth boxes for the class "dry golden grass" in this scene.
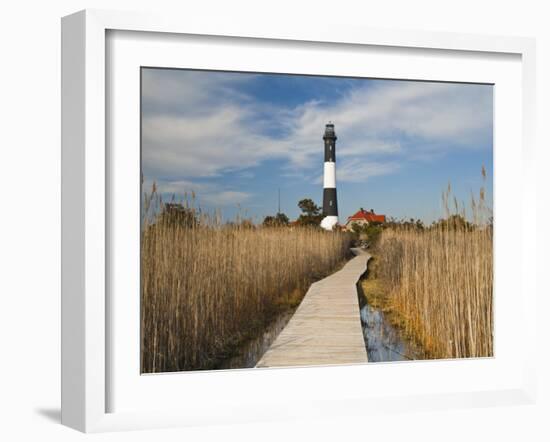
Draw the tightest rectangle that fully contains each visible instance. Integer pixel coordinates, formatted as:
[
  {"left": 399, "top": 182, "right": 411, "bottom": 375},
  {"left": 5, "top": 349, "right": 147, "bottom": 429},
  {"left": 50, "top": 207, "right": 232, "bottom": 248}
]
[
  {"left": 373, "top": 174, "right": 493, "bottom": 359},
  {"left": 375, "top": 227, "right": 493, "bottom": 359},
  {"left": 141, "top": 205, "right": 352, "bottom": 373}
]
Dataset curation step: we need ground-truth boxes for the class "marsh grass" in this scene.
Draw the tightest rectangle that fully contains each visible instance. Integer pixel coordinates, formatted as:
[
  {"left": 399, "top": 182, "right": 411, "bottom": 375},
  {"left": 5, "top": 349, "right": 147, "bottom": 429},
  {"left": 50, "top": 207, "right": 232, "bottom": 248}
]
[
  {"left": 140, "top": 188, "right": 352, "bottom": 373},
  {"left": 372, "top": 170, "right": 493, "bottom": 359}
]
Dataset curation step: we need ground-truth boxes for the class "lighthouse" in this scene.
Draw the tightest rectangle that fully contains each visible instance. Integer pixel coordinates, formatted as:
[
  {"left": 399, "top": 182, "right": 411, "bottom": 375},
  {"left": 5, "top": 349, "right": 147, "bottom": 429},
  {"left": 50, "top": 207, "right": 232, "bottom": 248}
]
[{"left": 320, "top": 122, "right": 339, "bottom": 230}]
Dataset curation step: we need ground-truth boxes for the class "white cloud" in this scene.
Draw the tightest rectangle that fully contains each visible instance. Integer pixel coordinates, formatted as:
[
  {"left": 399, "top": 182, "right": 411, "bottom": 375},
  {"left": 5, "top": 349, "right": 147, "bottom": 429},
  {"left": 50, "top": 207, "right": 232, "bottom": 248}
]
[
  {"left": 141, "top": 69, "right": 252, "bottom": 115},
  {"left": 201, "top": 191, "right": 251, "bottom": 206},
  {"left": 142, "top": 70, "right": 492, "bottom": 187},
  {"left": 142, "top": 107, "right": 280, "bottom": 178},
  {"left": 143, "top": 178, "right": 252, "bottom": 208},
  {"left": 314, "top": 158, "right": 400, "bottom": 184},
  {"left": 337, "top": 159, "right": 401, "bottom": 183},
  {"left": 279, "top": 81, "right": 492, "bottom": 169}
]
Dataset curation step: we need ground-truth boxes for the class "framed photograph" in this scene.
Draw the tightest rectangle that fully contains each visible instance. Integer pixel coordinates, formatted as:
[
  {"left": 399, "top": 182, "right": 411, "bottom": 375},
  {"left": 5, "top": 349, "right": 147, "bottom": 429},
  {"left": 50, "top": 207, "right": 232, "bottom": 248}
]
[{"left": 61, "top": 9, "right": 537, "bottom": 432}]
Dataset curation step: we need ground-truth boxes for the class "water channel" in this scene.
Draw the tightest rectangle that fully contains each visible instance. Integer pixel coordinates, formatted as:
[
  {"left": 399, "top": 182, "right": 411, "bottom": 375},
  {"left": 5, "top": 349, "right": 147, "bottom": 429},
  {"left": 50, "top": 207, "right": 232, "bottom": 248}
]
[
  {"left": 215, "top": 264, "right": 422, "bottom": 368},
  {"left": 357, "top": 280, "right": 422, "bottom": 362}
]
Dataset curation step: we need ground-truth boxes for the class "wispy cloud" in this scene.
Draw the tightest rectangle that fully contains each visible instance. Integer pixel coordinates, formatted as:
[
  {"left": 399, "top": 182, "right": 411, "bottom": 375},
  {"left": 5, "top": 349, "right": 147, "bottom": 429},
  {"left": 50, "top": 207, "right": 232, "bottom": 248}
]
[
  {"left": 337, "top": 159, "right": 401, "bottom": 183},
  {"left": 279, "top": 81, "right": 492, "bottom": 170},
  {"left": 142, "top": 108, "right": 286, "bottom": 178},
  {"left": 313, "top": 159, "right": 400, "bottom": 184},
  {"left": 143, "top": 178, "right": 252, "bottom": 207},
  {"left": 201, "top": 191, "right": 251, "bottom": 206},
  {"left": 141, "top": 69, "right": 253, "bottom": 116},
  {"left": 142, "top": 69, "right": 492, "bottom": 200}
]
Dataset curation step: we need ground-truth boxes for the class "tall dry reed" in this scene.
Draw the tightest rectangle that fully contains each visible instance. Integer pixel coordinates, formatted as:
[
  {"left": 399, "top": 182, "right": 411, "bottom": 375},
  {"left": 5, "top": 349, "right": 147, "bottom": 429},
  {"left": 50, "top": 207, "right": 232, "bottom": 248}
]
[
  {"left": 141, "top": 199, "right": 351, "bottom": 373},
  {"left": 374, "top": 171, "right": 493, "bottom": 359}
]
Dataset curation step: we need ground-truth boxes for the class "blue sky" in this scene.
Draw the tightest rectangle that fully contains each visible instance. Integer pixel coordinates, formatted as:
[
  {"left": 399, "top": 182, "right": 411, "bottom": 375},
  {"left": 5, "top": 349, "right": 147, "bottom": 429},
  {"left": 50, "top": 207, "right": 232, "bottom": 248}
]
[{"left": 141, "top": 68, "right": 493, "bottom": 224}]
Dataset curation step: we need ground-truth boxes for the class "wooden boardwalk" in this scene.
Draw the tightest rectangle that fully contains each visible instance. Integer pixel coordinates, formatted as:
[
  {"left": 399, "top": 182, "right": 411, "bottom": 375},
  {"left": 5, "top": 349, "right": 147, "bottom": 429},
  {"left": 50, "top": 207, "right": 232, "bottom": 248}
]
[{"left": 256, "top": 249, "right": 370, "bottom": 368}]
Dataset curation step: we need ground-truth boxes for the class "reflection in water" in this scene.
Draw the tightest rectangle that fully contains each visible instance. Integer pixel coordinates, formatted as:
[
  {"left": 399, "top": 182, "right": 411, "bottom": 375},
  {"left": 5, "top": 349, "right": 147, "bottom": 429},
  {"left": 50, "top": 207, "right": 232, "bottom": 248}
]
[
  {"left": 358, "top": 286, "right": 421, "bottom": 362},
  {"left": 216, "top": 310, "right": 294, "bottom": 369}
]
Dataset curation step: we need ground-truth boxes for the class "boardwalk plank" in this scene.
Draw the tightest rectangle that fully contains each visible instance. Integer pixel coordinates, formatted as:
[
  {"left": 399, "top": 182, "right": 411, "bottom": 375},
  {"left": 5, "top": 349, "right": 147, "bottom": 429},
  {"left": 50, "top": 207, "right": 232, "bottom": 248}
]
[{"left": 256, "top": 249, "right": 370, "bottom": 368}]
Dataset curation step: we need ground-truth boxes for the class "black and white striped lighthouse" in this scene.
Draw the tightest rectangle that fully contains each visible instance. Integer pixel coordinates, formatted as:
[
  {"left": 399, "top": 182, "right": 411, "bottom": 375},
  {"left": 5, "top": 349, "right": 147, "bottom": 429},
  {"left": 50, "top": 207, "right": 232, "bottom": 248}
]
[{"left": 321, "top": 122, "right": 339, "bottom": 230}]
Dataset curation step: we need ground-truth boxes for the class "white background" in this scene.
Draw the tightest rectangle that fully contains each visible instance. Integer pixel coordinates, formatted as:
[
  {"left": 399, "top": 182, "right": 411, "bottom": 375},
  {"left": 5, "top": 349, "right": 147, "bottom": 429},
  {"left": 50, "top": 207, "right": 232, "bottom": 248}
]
[
  {"left": 109, "top": 30, "right": 523, "bottom": 414},
  {"left": 0, "top": 0, "right": 548, "bottom": 441}
]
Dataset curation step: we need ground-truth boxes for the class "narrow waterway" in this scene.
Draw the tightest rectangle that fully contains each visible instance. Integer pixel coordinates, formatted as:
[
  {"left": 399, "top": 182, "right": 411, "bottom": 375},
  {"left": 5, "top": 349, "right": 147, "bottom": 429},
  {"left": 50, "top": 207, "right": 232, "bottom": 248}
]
[{"left": 357, "top": 280, "right": 422, "bottom": 362}]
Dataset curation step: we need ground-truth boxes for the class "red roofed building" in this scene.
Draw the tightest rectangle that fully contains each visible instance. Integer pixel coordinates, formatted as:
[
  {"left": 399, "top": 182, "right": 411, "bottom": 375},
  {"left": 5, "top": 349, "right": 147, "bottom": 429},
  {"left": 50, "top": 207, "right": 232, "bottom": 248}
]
[{"left": 345, "top": 208, "right": 386, "bottom": 231}]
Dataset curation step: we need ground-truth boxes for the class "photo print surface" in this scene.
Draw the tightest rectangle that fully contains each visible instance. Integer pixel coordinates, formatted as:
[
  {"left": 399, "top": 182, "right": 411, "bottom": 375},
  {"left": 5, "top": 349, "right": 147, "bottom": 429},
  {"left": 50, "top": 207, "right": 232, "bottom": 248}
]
[{"left": 141, "top": 67, "right": 493, "bottom": 373}]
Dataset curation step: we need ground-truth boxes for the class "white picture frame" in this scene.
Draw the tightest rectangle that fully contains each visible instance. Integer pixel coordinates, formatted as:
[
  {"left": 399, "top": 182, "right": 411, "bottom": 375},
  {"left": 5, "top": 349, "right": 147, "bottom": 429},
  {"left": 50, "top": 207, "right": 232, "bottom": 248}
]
[{"left": 61, "top": 9, "right": 537, "bottom": 433}]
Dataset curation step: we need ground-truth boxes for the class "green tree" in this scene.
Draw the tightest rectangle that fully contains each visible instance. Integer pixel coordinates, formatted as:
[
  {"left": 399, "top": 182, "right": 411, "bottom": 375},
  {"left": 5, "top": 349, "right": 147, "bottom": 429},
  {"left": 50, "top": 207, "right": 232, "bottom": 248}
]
[
  {"left": 365, "top": 224, "right": 383, "bottom": 246},
  {"left": 158, "top": 203, "right": 198, "bottom": 228},
  {"left": 263, "top": 212, "right": 289, "bottom": 227},
  {"left": 350, "top": 221, "right": 383, "bottom": 246},
  {"left": 262, "top": 215, "right": 276, "bottom": 226},
  {"left": 298, "top": 198, "right": 321, "bottom": 217},
  {"left": 351, "top": 222, "right": 365, "bottom": 235},
  {"left": 296, "top": 198, "right": 323, "bottom": 226},
  {"left": 275, "top": 212, "right": 290, "bottom": 225}
]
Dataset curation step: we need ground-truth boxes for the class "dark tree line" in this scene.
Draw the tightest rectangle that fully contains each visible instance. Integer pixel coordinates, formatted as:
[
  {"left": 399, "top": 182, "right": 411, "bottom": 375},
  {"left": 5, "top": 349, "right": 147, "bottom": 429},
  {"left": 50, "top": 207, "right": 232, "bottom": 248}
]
[
  {"left": 262, "top": 212, "right": 290, "bottom": 227},
  {"left": 262, "top": 198, "right": 324, "bottom": 228}
]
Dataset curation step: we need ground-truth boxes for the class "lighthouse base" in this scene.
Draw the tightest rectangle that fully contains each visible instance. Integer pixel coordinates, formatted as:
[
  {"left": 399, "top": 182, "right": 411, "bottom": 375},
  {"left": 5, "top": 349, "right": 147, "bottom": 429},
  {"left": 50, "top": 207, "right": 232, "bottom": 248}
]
[{"left": 320, "top": 216, "right": 339, "bottom": 231}]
